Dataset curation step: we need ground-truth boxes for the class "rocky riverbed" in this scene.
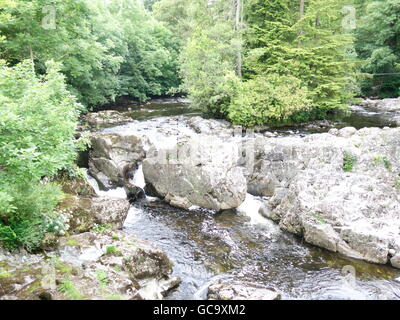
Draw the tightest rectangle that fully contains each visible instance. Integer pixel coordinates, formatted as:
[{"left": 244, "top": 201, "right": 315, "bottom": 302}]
[
  {"left": 2, "top": 98, "right": 400, "bottom": 300},
  {"left": 87, "top": 99, "right": 400, "bottom": 269}
]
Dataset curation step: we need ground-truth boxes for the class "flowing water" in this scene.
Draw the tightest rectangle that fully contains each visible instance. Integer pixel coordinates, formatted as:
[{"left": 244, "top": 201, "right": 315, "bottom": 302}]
[{"left": 93, "top": 99, "right": 400, "bottom": 300}]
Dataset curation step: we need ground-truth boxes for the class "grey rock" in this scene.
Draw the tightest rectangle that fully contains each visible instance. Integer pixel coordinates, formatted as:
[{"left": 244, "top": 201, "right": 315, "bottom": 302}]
[
  {"left": 338, "top": 126, "right": 357, "bottom": 138},
  {"left": 86, "top": 110, "right": 133, "bottom": 129},
  {"left": 61, "top": 195, "right": 130, "bottom": 233},
  {"left": 360, "top": 98, "right": 400, "bottom": 112},
  {"left": 303, "top": 220, "right": 340, "bottom": 252},
  {"left": 143, "top": 137, "right": 247, "bottom": 211},
  {"left": 252, "top": 127, "right": 400, "bottom": 267},
  {"left": 208, "top": 280, "right": 281, "bottom": 300},
  {"left": 390, "top": 254, "right": 400, "bottom": 268},
  {"left": 89, "top": 133, "right": 146, "bottom": 188}
]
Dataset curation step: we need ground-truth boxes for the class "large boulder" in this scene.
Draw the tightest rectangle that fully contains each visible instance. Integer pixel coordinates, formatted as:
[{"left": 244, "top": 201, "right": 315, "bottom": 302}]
[
  {"left": 59, "top": 195, "right": 130, "bottom": 233},
  {"left": 88, "top": 133, "right": 147, "bottom": 188},
  {"left": 252, "top": 127, "right": 400, "bottom": 267},
  {"left": 142, "top": 136, "right": 247, "bottom": 211}
]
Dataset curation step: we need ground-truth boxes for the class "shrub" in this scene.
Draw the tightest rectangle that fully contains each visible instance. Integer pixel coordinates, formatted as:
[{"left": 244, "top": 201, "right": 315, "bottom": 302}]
[
  {"left": 0, "top": 60, "right": 83, "bottom": 251},
  {"left": 227, "top": 74, "right": 311, "bottom": 127},
  {"left": 343, "top": 152, "right": 357, "bottom": 172},
  {"left": 395, "top": 178, "right": 400, "bottom": 190},
  {"left": 58, "top": 278, "right": 83, "bottom": 300},
  {"left": 105, "top": 245, "right": 122, "bottom": 256}
]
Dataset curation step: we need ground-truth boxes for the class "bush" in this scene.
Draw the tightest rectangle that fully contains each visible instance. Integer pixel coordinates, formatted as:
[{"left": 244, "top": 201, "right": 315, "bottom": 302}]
[
  {"left": 0, "top": 60, "right": 83, "bottom": 251},
  {"left": 343, "top": 152, "right": 357, "bottom": 172},
  {"left": 227, "top": 74, "right": 311, "bottom": 127}
]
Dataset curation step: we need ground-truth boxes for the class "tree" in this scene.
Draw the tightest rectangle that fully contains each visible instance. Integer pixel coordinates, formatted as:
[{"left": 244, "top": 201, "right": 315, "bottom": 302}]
[
  {"left": 355, "top": 0, "right": 400, "bottom": 98},
  {"left": 0, "top": 0, "right": 182, "bottom": 107},
  {"left": 177, "top": 0, "right": 242, "bottom": 115},
  {"left": 109, "top": 0, "right": 181, "bottom": 101},
  {"left": 180, "top": 24, "right": 239, "bottom": 116},
  {"left": 244, "top": 0, "right": 357, "bottom": 118}
]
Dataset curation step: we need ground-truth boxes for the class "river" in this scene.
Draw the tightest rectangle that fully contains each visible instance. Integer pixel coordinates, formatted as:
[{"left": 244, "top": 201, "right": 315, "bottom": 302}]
[{"left": 90, "top": 99, "right": 400, "bottom": 300}]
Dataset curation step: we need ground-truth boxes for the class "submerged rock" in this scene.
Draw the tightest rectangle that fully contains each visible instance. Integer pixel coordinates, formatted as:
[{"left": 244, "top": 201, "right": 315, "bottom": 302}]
[
  {"left": 124, "top": 183, "right": 146, "bottom": 203},
  {"left": 208, "top": 280, "right": 281, "bottom": 300}
]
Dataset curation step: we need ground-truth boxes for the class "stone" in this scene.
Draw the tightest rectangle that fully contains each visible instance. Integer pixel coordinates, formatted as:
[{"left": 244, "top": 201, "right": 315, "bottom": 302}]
[
  {"left": 251, "top": 127, "right": 400, "bottom": 267},
  {"left": 208, "top": 280, "right": 281, "bottom": 300},
  {"left": 142, "top": 137, "right": 247, "bottom": 211},
  {"left": 338, "top": 126, "right": 357, "bottom": 138},
  {"left": 187, "top": 116, "right": 231, "bottom": 135},
  {"left": 360, "top": 98, "right": 400, "bottom": 112},
  {"left": 124, "top": 184, "right": 146, "bottom": 203},
  {"left": 89, "top": 133, "right": 146, "bottom": 188},
  {"left": 60, "top": 195, "right": 130, "bottom": 233},
  {"left": 86, "top": 110, "right": 133, "bottom": 129},
  {"left": 390, "top": 255, "right": 400, "bottom": 269},
  {"left": 302, "top": 220, "right": 340, "bottom": 252}
]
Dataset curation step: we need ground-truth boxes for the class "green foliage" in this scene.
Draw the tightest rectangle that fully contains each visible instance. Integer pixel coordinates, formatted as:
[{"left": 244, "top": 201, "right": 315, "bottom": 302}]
[
  {"left": 91, "top": 223, "right": 112, "bottom": 234},
  {"left": 308, "top": 212, "right": 327, "bottom": 225},
  {"left": 180, "top": 22, "right": 240, "bottom": 116},
  {"left": 0, "top": 268, "right": 12, "bottom": 279},
  {"left": 227, "top": 74, "right": 311, "bottom": 127},
  {"left": 0, "top": 0, "right": 181, "bottom": 107},
  {"left": 112, "top": 234, "right": 120, "bottom": 240},
  {"left": 66, "top": 239, "right": 78, "bottom": 246},
  {"left": 395, "top": 178, "right": 400, "bottom": 190},
  {"left": 54, "top": 261, "right": 73, "bottom": 274},
  {"left": 343, "top": 152, "right": 357, "bottom": 172},
  {"left": 105, "top": 245, "right": 122, "bottom": 256},
  {"left": 373, "top": 155, "right": 392, "bottom": 171},
  {"left": 244, "top": 0, "right": 356, "bottom": 115},
  {"left": 0, "top": 60, "right": 82, "bottom": 183},
  {"left": 0, "top": 60, "right": 81, "bottom": 251},
  {"left": 95, "top": 269, "right": 109, "bottom": 287},
  {"left": 355, "top": 0, "right": 400, "bottom": 98},
  {"left": 58, "top": 278, "right": 83, "bottom": 300}
]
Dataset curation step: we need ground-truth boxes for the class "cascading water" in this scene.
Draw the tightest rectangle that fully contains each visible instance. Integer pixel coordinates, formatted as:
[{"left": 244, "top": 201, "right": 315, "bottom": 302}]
[{"left": 89, "top": 100, "right": 400, "bottom": 300}]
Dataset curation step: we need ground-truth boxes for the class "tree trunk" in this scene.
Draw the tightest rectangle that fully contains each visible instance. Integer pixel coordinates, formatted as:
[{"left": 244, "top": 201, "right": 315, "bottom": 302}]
[
  {"left": 300, "top": 0, "right": 305, "bottom": 17},
  {"left": 235, "top": 0, "right": 242, "bottom": 78},
  {"left": 29, "top": 45, "right": 35, "bottom": 73}
]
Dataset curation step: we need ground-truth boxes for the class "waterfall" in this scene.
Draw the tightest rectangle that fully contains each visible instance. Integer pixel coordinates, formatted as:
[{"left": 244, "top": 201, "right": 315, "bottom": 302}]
[
  {"left": 85, "top": 171, "right": 127, "bottom": 199},
  {"left": 131, "top": 164, "right": 146, "bottom": 189}
]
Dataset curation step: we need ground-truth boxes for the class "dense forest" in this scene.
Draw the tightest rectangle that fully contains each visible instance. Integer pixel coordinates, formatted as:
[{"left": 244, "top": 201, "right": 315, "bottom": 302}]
[{"left": 0, "top": 0, "right": 399, "bottom": 251}]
